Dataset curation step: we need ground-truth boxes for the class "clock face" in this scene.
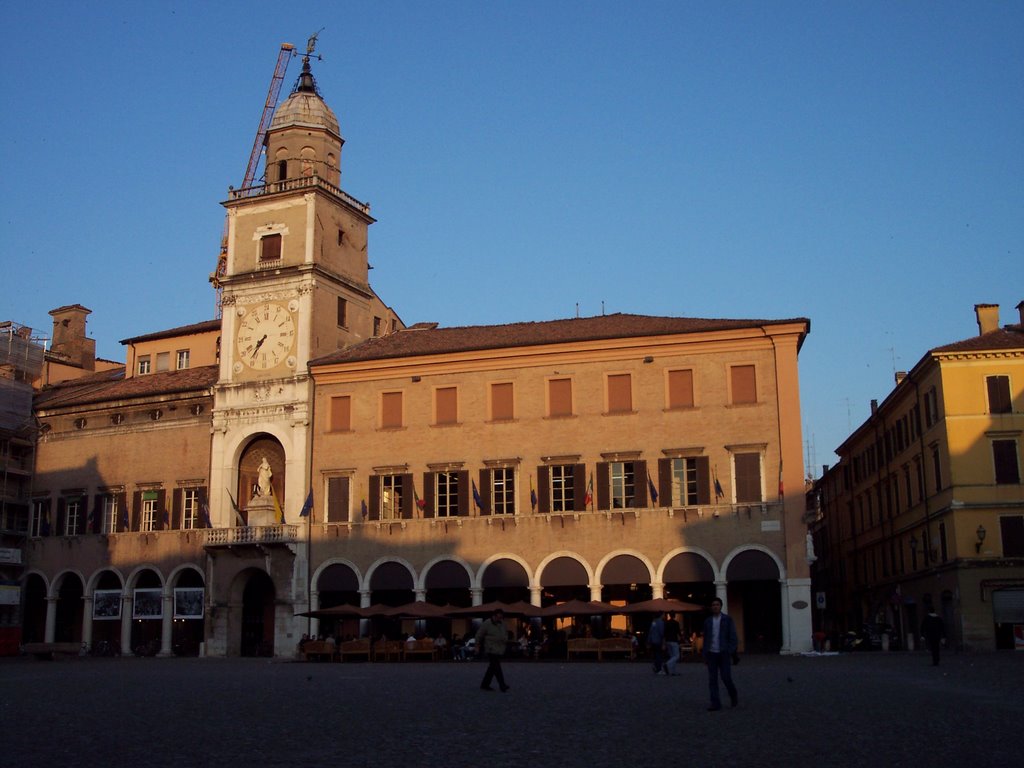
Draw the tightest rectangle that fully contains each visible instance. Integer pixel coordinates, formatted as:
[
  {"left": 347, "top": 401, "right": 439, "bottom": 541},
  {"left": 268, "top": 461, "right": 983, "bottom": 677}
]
[{"left": 236, "top": 302, "right": 296, "bottom": 370}]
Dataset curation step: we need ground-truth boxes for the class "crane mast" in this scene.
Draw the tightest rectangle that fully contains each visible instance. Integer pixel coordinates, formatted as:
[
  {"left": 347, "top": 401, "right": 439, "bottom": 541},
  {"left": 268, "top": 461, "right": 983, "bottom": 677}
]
[{"left": 210, "top": 42, "right": 295, "bottom": 318}]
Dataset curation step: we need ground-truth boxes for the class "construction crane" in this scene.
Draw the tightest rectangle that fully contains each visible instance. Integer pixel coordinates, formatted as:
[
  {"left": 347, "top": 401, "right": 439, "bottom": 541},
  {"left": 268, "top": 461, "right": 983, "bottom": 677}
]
[{"left": 210, "top": 42, "right": 296, "bottom": 318}]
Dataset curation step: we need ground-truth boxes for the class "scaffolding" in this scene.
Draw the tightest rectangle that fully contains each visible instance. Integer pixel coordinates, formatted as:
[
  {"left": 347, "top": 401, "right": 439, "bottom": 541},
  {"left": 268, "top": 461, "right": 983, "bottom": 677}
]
[{"left": 0, "top": 322, "right": 44, "bottom": 434}]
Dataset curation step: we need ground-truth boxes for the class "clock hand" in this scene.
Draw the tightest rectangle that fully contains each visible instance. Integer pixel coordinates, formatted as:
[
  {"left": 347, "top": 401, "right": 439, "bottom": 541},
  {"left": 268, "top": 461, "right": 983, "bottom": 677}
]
[{"left": 250, "top": 334, "right": 268, "bottom": 359}]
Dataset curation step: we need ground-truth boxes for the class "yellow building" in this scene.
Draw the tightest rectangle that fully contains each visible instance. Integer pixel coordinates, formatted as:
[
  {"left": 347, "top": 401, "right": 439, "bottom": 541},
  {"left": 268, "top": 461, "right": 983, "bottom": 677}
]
[
  {"left": 811, "top": 303, "right": 1024, "bottom": 651},
  {"left": 18, "top": 53, "right": 815, "bottom": 657}
]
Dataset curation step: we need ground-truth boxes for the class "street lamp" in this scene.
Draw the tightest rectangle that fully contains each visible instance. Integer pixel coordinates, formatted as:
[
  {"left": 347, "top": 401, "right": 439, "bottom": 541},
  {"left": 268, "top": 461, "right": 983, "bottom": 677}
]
[{"left": 975, "top": 525, "right": 986, "bottom": 554}]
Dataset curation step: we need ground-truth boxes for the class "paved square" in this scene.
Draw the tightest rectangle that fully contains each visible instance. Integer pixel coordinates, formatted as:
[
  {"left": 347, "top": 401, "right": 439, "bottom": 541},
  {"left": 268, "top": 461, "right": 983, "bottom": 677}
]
[{"left": 3, "top": 652, "right": 1020, "bottom": 767}]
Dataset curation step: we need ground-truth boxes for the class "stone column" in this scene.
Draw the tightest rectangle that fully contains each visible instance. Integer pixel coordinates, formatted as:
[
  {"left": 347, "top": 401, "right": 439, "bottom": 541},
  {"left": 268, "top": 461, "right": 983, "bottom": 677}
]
[
  {"left": 714, "top": 580, "right": 728, "bottom": 607},
  {"left": 160, "top": 593, "right": 174, "bottom": 657},
  {"left": 785, "top": 577, "right": 813, "bottom": 654},
  {"left": 470, "top": 587, "right": 483, "bottom": 606},
  {"left": 307, "top": 588, "right": 320, "bottom": 640},
  {"left": 414, "top": 588, "right": 426, "bottom": 602},
  {"left": 651, "top": 581, "right": 666, "bottom": 600},
  {"left": 779, "top": 579, "right": 791, "bottom": 653},
  {"left": 44, "top": 596, "right": 57, "bottom": 643},
  {"left": 589, "top": 584, "right": 602, "bottom": 602},
  {"left": 120, "top": 595, "right": 133, "bottom": 656},
  {"left": 82, "top": 596, "right": 94, "bottom": 652},
  {"left": 529, "top": 586, "right": 542, "bottom": 607}
]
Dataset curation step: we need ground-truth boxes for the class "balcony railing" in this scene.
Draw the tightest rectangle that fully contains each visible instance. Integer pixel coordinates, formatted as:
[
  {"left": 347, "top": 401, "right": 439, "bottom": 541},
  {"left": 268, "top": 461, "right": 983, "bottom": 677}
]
[
  {"left": 205, "top": 525, "right": 299, "bottom": 546},
  {"left": 227, "top": 175, "right": 370, "bottom": 214}
]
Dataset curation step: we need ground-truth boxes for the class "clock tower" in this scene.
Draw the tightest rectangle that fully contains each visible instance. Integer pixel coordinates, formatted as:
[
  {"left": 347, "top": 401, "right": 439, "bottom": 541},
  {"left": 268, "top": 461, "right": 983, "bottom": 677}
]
[{"left": 209, "top": 53, "right": 400, "bottom": 532}]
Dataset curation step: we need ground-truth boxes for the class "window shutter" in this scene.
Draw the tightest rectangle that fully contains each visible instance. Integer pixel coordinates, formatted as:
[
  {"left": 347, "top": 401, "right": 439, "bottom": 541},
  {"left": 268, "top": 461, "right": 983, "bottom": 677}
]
[
  {"left": 479, "top": 469, "right": 491, "bottom": 516},
  {"left": 116, "top": 493, "right": 127, "bottom": 532},
  {"left": 401, "top": 474, "right": 414, "bottom": 519},
  {"left": 172, "top": 489, "right": 182, "bottom": 530},
  {"left": 368, "top": 476, "right": 381, "bottom": 521},
  {"left": 436, "top": 387, "right": 458, "bottom": 425},
  {"left": 696, "top": 457, "right": 711, "bottom": 505},
  {"left": 549, "top": 378, "right": 572, "bottom": 417},
  {"left": 382, "top": 392, "right": 402, "bottom": 429},
  {"left": 658, "top": 459, "right": 671, "bottom": 507},
  {"left": 987, "top": 376, "right": 1011, "bottom": 414},
  {"left": 573, "top": 464, "right": 586, "bottom": 511},
  {"left": 423, "top": 473, "right": 435, "bottom": 518},
  {"left": 156, "top": 490, "right": 167, "bottom": 531},
  {"left": 491, "top": 383, "right": 513, "bottom": 421},
  {"left": 1000, "top": 516, "right": 1024, "bottom": 557},
  {"left": 607, "top": 374, "right": 632, "bottom": 413},
  {"left": 731, "top": 365, "right": 757, "bottom": 404},
  {"left": 633, "top": 460, "right": 648, "bottom": 507},
  {"left": 131, "top": 491, "right": 142, "bottom": 532},
  {"left": 261, "top": 233, "right": 282, "bottom": 261},
  {"left": 56, "top": 498, "right": 66, "bottom": 537},
  {"left": 668, "top": 369, "right": 694, "bottom": 408},
  {"left": 330, "top": 396, "right": 351, "bottom": 432},
  {"left": 538, "top": 466, "right": 550, "bottom": 514},
  {"left": 327, "top": 477, "right": 348, "bottom": 523},
  {"left": 735, "top": 453, "right": 762, "bottom": 503},
  {"left": 597, "top": 463, "right": 610, "bottom": 511},
  {"left": 92, "top": 494, "right": 103, "bottom": 533},
  {"left": 457, "top": 471, "right": 470, "bottom": 516},
  {"left": 197, "top": 488, "right": 209, "bottom": 528}
]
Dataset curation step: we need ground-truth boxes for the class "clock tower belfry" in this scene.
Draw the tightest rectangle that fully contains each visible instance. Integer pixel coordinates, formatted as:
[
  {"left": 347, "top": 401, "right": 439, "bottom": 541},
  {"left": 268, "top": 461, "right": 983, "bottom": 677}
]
[{"left": 208, "top": 50, "right": 400, "bottom": 538}]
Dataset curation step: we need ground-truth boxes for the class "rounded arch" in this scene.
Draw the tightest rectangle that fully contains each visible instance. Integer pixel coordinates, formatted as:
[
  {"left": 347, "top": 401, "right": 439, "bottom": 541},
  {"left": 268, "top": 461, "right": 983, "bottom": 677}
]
[
  {"left": 475, "top": 552, "right": 534, "bottom": 591},
  {"left": 50, "top": 568, "right": 86, "bottom": 599},
  {"left": 86, "top": 567, "right": 126, "bottom": 595},
  {"left": 722, "top": 545, "right": 786, "bottom": 581},
  {"left": 418, "top": 555, "right": 475, "bottom": 592},
  {"left": 167, "top": 563, "right": 205, "bottom": 589},
  {"left": 312, "top": 557, "right": 364, "bottom": 591},
  {"left": 656, "top": 546, "right": 720, "bottom": 584},
  {"left": 364, "top": 557, "right": 417, "bottom": 593},
  {"left": 595, "top": 549, "right": 657, "bottom": 585},
  {"left": 22, "top": 569, "right": 51, "bottom": 595},
  {"left": 123, "top": 564, "right": 167, "bottom": 592},
  {"left": 534, "top": 551, "right": 595, "bottom": 588}
]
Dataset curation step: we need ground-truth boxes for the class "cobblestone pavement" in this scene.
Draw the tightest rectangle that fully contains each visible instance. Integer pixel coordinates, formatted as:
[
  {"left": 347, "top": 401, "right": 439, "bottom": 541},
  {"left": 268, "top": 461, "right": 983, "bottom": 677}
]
[{"left": 2, "top": 651, "right": 1020, "bottom": 767}]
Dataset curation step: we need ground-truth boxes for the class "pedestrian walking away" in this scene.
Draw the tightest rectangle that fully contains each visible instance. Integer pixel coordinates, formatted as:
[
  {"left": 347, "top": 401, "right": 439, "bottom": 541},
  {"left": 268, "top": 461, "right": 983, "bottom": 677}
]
[
  {"left": 476, "top": 608, "right": 510, "bottom": 692},
  {"left": 702, "top": 597, "right": 738, "bottom": 711},
  {"left": 921, "top": 604, "right": 945, "bottom": 666}
]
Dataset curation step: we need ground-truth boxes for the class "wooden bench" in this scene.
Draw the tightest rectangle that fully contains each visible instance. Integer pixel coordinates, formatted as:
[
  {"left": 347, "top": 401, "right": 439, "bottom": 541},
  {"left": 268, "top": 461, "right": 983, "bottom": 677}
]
[
  {"left": 302, "top": 640, "right": 337, "bottom": 662},
  {"left": 598, "top": 637, "right": 635, "bottom": 660},
  {"left": 566, "top": 637, "right": 601, "bottom": 660},
  {"left": 372, "top": 640, "right": 404, "bottom": 662},
  {"left": 403, "top": 638, "right": 438, "bottom": 661},
  {"left": 24, "top": 642, "right": 82, "bottom": 659},
  {"left": 338, "top": 638, "right": 371, "bottom": 662}
]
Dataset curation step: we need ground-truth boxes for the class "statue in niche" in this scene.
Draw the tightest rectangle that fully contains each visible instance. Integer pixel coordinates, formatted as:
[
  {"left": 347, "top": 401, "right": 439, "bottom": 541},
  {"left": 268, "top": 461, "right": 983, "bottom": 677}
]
[
  {"left": 806, "top": 532, "right": 817, "bottom": 564},
  {"left": 255, "top": 457, "right": 273, "bottom": 497}
]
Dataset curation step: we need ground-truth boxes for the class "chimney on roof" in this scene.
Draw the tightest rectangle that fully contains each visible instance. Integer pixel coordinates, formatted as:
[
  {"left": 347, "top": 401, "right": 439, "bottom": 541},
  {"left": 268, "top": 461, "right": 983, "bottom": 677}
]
[
  {"left": 895, "top": 371, "right": 907, "bottom": 385},
  {"left": 48, "top": 305, "right": 96, "bottom": 371},
  {"left": 975, "top": 303, "right": 999, "bottom": 336},
  {"left": 870, "top": 399, "right": 878, "bottom": 415},
  {"left": 1017, "top": 300, "right": 1024, "bottom": 327}
]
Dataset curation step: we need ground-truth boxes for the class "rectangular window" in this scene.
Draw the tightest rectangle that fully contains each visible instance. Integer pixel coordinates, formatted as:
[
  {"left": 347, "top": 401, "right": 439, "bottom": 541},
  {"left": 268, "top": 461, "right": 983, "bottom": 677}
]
[
  {"left": 667, "top": 369, "right": 694, "bottom": 409},
  {"left": 435, "top": 387, "right": 458, "bottom": 425},
  {"left": 548, "top": 378, "right": 573, "bottom": 417},
  {"left": 64, "top": 498, "right": 81, "bottom": 536},
  {"left": 380, "top": 475, "right": 404, "bottom": 520},
  {"left": 932, "top": 447, "right": 942, "bottom": 492},
  {"left": 734, "top": 453, "right": 762, "bottom": 503},
  {"left": 176, "top": 349, "right": 190, "bottom": 370},
  {"left": 609, "top": 462, "right": 636, "bottom": 508},
  {"left": 102, "top": 495, "right": 118, "bottom": 534},
  {"left": 330, "top": 395, "right": 352, "bottom": 432},
  {"left": 903, "top": 467, "right": 913, "bottom": 509},
  {"left": 182, "top": 489, "right": 199, "bottom": 530},
  {"left": 373, "top": 316, "right": 382, "bottom": 336},
  {"left": 490, "top": 382, "right": 514, "bottom": 421},
  {"left": 435, "top": 471, "right": 460, "bottom": 517},
  {"left": 993, "top": 439, "right": 1021, "bottom": 484},
  {"left": 607, "top": 374, "right": 632, "bottom": 414},
  {"left": 730, "top": 365, "right": 756, "bottom": 405},
  {"left": 938, "top": 522, "right": 948, "bottom": 562},
  {"left": 138, "top": 355, "right": 151, "bottom": 375},
  {"left": 381, "top": 392, "right": 403, "bottom": 429},
  {"left": 337, "top": 297, "right": 347, "bottom": 327},
  {"left": 31, "top": 499, "right": 48, "bottom": 537},
  {"left": 261, "top": 233, "right": 282, "bottom": 261},
  {"left": 924, "top": 387, "right": 938, "bottom": 427},
  {"left": 490, "top": 468, "right": 516, "bottom": 515},
  {"left": 156, "top": 352, "right": 170, "bottom": 372},
  {"left": 987, "top": 375, "right": 1012, "bottom": 414},
  {"left": 671, "top": 458, "right": 699, "bottom": 506},
  {"left": 141, "top": 492, "right": 158, "bottom": 532},
  {"left": 550, "top": 465, "right": 575, "bottom": 513},
  {"left": 1000, "top": 515, "right": 1024, "bottom": 557}
]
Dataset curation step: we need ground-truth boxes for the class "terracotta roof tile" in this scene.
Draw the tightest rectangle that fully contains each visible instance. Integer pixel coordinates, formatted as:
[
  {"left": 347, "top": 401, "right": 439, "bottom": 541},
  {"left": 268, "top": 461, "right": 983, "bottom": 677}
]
[
  {"left": 931, "top": 324, "right": 1024, "bottom": 354},
  {"left": 311, "top": 312, "right": 810, "bottom": 366},
  {"left": 119, "top": 319, "right": 220, "bottom": 345},
  {"left": 35, "top": 365, "right": 218, "bottom": 409}
]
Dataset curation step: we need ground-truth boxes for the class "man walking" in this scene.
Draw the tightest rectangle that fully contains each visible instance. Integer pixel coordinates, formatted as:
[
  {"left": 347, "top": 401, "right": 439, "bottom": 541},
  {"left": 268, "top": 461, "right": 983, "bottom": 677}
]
[
  {"left": 663, "top": 612, "right": 682, "bottom": 676},
  {"left": 476, "top": 608, "right": 510, "bottom": 692},
  {"left": 921, "top": 604, "right": 945, "bottom": 666},
  {"left": 647, "top": 613, "right": 666, "bottom": 674},
  {"left": 702, "top": 597, "right": 738, "bottom": 711}
]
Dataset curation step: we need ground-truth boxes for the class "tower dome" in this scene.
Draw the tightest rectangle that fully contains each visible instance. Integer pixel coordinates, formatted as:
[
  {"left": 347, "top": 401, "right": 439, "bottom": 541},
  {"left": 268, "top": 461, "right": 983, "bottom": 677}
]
[{"left": 269, "top": 58, "right": 341, "bottom": 139}]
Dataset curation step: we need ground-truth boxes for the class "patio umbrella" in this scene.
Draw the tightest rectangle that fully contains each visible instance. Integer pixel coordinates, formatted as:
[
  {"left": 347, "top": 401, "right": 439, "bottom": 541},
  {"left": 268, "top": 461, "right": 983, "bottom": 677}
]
[
  {"left": 539, "top": 599, "right": 619, "bottom": 617},
  {"left": 618, "top": 597, "right": 704, "bottom": 614},
  {"left": 447, "top": 600, "right": 544, "bottom": 618},
  {"left": 381, "top": 601, "right": 452, "bottom": 619},
  {"left": 294, "top": 604, "right": 367, "bottom": 619}
]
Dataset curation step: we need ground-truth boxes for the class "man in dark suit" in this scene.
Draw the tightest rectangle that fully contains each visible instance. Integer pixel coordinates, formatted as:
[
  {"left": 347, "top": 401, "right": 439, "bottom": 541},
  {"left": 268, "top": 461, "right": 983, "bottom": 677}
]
[{"left": 702, "top": 597, "right": 739, "bottom": 711}]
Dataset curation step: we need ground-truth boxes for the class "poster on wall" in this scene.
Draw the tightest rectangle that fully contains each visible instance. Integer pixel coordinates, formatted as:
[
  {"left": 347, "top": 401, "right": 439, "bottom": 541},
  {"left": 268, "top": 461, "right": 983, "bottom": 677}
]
[
  {"left": 93, "top": 590, "right": 122, "bottom": 620},
  {"left": 132, "top": 588, "right": 163, "bottom": 619},
  {"left": 174, "top": 588, "right": 205, "bottom": 619}
]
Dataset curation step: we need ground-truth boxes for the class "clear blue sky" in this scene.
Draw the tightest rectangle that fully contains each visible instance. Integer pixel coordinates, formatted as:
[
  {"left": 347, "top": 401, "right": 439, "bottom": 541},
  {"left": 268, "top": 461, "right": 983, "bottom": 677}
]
[{"left": 4, "top": 2, "right": 1022, "bottom": 472}]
